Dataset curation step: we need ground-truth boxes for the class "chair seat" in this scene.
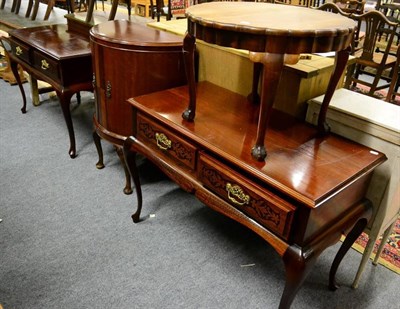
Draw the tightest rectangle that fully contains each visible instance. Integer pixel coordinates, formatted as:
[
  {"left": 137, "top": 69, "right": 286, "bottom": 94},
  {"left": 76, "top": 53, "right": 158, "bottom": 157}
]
[
  {"left": 355, "top": 52, "right": 397, "bottom": 69},
  {"left": 345, "top": 10, "right": 399, "bottom": 97}
]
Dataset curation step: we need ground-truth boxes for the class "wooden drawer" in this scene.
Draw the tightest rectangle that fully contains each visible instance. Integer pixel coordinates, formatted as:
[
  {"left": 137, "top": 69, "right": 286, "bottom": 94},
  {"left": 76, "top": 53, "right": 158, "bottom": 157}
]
[
  {"left": 137, "top": 114, "right": 197, "bottom": 170},
  {"left": 32, "top": 51, "right": 60, "bottom": 81},
  {"left": 198, "top": 153, "right": 295, "bottom": 240},
  {"left": 10, "top": 40, "right": 30, "bottom": 64}
]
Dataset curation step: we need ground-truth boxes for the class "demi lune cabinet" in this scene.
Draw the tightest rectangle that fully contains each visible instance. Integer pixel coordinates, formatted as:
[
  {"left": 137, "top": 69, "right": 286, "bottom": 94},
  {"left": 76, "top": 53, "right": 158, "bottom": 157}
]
[{"left": 90, "top": 20, "right": 187, "bottom": 193}]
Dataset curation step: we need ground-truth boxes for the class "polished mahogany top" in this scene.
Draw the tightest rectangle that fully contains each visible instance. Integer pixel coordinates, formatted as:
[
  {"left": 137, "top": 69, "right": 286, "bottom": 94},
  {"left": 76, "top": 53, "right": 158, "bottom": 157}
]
[
  {"left": 130, "top": 82, "right": 386, "bottom": 208},
  {"left": 186, "top": 2, "right": 356, "bottom": 54},
  {"left": 9, "top": 24, "right": 90, "bottom": 60},
  {"left": 90, "top": 20, "right": 185, "bottom": 50}
]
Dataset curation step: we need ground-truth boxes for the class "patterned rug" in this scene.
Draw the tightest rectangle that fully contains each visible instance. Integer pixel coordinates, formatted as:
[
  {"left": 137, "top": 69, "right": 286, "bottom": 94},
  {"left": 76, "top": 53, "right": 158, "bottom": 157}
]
[
  {"left": 349, "top": 216, "right": 400, "bottom": 275},
  {"left": 350, "top": 84, "right": 400, "bottom": 105}
]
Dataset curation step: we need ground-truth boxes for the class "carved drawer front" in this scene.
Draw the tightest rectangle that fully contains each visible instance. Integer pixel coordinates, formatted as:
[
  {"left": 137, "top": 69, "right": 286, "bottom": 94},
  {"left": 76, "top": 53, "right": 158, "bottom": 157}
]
[
  {"left": 137, "top": 114, "right": 197, "bottom": 170},
  {"left": 10, "top": 40, "right": 30, "bottom": 64},
  {"left": 198, "top": 153, "right": 295, "bottom": 240},
  {"left": 32, "top": 51, "right": 59, "bottom": 81}
]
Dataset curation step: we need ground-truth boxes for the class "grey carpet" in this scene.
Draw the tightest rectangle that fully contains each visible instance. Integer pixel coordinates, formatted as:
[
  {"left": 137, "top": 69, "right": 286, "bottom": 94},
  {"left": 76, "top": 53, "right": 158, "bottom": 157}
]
[{"left": 0, "top": 77, "right": 399, "bottom": 309}]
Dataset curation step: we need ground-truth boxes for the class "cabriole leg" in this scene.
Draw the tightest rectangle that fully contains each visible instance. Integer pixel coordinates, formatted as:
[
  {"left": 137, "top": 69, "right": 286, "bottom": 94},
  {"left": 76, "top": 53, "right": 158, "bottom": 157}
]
[
  {"left": 123, "top": 137, "right": 143, "bottom": 223},
  {"left": 93, "top": 131, "right": 104, "bottom": 169},
  {"left": 329, "top": 218, "right": 368, "bottom": 290},
  {"left": 115, "top": 146, "right": 133, "bottom": 195},
  {"left": 280, "top": 245, "right": 318, "bottom": 309}
]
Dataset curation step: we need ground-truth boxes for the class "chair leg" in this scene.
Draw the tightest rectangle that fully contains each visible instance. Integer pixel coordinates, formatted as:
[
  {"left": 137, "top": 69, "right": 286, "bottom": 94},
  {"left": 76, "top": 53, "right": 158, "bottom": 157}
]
[
  {"left": 44, "top": 0, "right": 55, "bottom": 20},
  {"left": 167, "top": 0, "right": 171, "bottom": 20},
  {"left": 25, "top": 0, "right": 34, "bottom": 17},
  {"left": 127, "top": 0, "right": 131, "bottom": 16},
  {"left": 28, "top": 75, "right": 41, "bottom": 107},
  {"left": 66, "top": 0, "right": 75, "bottom": 12},
  {"left": 11, "top": 0, "right": 17, "bottom": 12},
  {"left": 352, "top": 233, "right": 378, "bottom": 289},
  {"left": 14, "top": 0, "right": 21, "bottom": 14},
  {"left": 31, "top": 0, "right": 40, "bottom": 20},
  {"left": 373, "top": 220, "right": 396, "bottom": 265},
  {"left": 386, "top": 57, "right": 400, "bottom": 102},
  {"left": 368, "top": 70, "right": 383, "bottom": 96},
  {"left": 344, "top": 62, "right": 356, "bottom": 89},
  {"left": 0, "top": 0, "right": 6, "bottom": 10},
  {"left": 150, "top": 0, "right": 155, "bottom": 18}
]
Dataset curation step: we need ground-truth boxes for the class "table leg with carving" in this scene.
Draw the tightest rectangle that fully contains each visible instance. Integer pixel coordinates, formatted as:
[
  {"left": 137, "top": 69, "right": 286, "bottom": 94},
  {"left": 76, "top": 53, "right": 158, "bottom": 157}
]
[
  {"left": 9, "top": 59, "right": 27, "bottom": 114},
  {"left": 249, "top": 53, "right": 299, "bottom": 161},
  {"left": 316, "top": 47, "right": 351, "bottom": 136},
  {"left": 115, "top": 146, "right": 133, "bottom": 195},
  {"left": 58, "top": 91, "right": 77, "bottom": 158},
  {"left": 329, "top": 214, "right": 370, "bottom": 290},
  {"left": 123, "top": 137, "right": 143, "bottom": 223},
  {"left": 93, "top": 130, "right": 105, "bottom": 169},
  {"left": 182, "top": 32, "right": 197, "bottom": 122},
  {"left": 280, "top": 245, "right": 318, "bottom": 309},
  {"left": 247, "top": 62, "right": 262, "bottom": 105}
]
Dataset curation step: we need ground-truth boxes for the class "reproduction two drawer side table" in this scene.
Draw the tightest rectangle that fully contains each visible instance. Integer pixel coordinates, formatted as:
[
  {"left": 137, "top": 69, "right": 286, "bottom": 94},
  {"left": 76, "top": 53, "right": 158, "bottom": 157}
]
[
  {"left": 7, "top": 24, "right": 93, "bottom": 158},
  {"left": 121, "top": 3, "right": 386, "bottom": 308},
  {"left": 123, "top": 82, "right": 386, "bottom": 309},
  {"left": 90, "top": 20, "right": 187, "bottom": 194}
]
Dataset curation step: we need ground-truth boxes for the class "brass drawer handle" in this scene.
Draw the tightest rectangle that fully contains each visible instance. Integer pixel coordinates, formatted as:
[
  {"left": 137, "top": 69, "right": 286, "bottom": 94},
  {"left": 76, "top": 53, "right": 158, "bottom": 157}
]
[
  {"left": 41, "top": 59, "right": 49, "bottom": 70},
  {"left": 155, "top": 132, "right": 171, "bottom": 150},
  {"left": 226, "top": 183, "right": 250, "bottom": 206},
  {"left": 15, "top": 46, "right": 23, "bottom": 56}
]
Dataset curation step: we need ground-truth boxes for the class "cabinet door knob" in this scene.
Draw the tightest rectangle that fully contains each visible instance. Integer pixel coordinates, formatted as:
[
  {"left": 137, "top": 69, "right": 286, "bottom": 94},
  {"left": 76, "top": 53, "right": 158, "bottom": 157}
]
[
  {"left": 106, "top": 81, "right": 111, "bottom": 99},
  {"left": 226, "top": 183, "right": 250, "bottom": 206},
  {"left": 155, "top": 132, "right": 172, "bottom": 150}
]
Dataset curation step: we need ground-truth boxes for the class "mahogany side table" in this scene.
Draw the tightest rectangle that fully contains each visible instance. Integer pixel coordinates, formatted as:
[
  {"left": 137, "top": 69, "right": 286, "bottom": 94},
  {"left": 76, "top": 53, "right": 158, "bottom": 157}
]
[
  {"left": 7, "top": 24, "right": 93, "bottom": 158},
  {"left": 90, "top": 20, "right": 187, "bottom": 194}
]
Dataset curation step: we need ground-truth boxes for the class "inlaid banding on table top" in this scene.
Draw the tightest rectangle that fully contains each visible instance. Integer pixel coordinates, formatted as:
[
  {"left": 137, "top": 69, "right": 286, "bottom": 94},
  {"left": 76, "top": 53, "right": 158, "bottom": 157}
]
[
  {"left": 90, "top": 20, "right": 186, "bottom": 49},
  {"left": 186, "top": 2, "right": 356, "bottom": 54},
  {"left": 186, "top": 3, "right": 355, "bottom": 35}
]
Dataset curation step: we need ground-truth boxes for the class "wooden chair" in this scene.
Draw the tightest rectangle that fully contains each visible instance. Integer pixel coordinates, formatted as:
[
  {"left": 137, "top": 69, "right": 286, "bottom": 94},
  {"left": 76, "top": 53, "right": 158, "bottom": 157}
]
[
  {"left": 29, "top": 0, "right": 55, "bottom": 20},
  {"left": 386, "top": 44, "right": 400, "bottom": 102},
  {"left": 376, "top": 0, "right": 400, "bottom": 45},
  {"left": 317, "top": 1, "right": 351, "bottom": 15},
  {"left": 316, "top": 2, "right": 366, "bottom": 55},
  {"left": 333, "top": 0, "right": 366, "bottom": 14},
  {"left": 344, "top": 10, "right": 399, "bottom": 98}
]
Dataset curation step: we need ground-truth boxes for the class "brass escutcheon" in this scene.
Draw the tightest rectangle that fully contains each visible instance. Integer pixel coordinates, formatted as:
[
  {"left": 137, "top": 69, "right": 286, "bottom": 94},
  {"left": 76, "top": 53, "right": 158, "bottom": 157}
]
[
  {"left": 155, "top": 132, "right": 171, "bottom": 150},
  {"left": 41, "top": 59, "right": 49, "bottom": 70},
  {"left": 15, "top": 46, "right": 23, "bottom": 56},
  {"left": 226, "top": 183, "right": 250, "bottom": 206},
  {"left": 106, "top": 81, "right": 111, "bottom": 99}
]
